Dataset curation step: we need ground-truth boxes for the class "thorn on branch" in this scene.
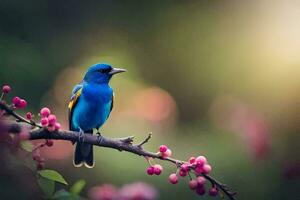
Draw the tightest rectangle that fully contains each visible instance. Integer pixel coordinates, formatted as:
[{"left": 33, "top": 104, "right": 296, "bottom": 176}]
[{"left": 137, "top": 133, "right": 152, "bottom": 148}]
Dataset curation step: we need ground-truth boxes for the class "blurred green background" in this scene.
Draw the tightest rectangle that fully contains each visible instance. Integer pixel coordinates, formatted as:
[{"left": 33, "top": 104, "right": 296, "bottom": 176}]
[{"left": 0, "top": 0, "right": 299, "bottom": 199}]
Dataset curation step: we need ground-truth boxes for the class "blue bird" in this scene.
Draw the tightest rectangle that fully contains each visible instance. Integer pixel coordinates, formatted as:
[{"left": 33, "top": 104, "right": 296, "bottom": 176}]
[{"left": 68, "top": 63, "right": 126, "bottom": 168}]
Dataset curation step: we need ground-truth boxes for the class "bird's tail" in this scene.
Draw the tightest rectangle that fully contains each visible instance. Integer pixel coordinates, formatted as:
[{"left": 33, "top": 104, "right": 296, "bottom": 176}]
[{"left": 73, "top": 143, "right": 94, "bottom": 168}]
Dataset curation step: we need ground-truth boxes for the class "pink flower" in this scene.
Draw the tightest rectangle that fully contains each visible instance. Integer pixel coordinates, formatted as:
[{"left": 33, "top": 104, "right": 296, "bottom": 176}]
[
  {"left": 117, "top": 182, "right": 157, "bottom": 200},
  {"left": 88, "top": 184, "right": 117, "bottom": 200}
]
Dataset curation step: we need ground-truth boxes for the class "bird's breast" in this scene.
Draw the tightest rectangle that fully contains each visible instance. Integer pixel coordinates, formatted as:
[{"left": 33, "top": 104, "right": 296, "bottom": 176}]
[{"left": 71, "top": 84, "right": 113, "bottom": 131}]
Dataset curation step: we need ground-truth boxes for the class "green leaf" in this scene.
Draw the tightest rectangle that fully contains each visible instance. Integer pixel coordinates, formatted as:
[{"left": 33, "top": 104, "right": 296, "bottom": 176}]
[
  {"left": 38, "top": 170, "right": 68, "bottom": 185},
  {"left": 20, "top": 141, "right": 33, "bottom": 152},
  {"left": 37, "top": 177, "right": 55, "bottom": 198},
  {"left": 70, "top": 179, "right": 86, "bottom": 195}
]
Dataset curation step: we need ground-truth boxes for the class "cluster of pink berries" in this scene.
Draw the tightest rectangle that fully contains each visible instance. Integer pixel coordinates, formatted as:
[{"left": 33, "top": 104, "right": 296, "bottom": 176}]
[
  {"left": 2, "top": 85, "right": 60, "bottom": 132},
  {"left": 146, "top": 144, "right": 174, "bottom": 176},
  {"left": 146, "top": 164, "right": 163, "bottom": 176},
  {"left": 1, "top": 85, "right": 58, "bottom": 171},
  {"left": 2, "top": 85, "right": 27, "bottom": 109},
  {"left": 168, "top": 155, "right": 218, "bottom": 197},
  {"left": 158, "top": 145, "right": 172, "bottom": 158},
  {"left": 12, "top": 96, "right": 27, "bottom": 109},
  {"left": 39, "top": 107, "right": 61, "bottom": 132},
  {"left": 145, "top": 143, "right": 218, "bottom": 197}
]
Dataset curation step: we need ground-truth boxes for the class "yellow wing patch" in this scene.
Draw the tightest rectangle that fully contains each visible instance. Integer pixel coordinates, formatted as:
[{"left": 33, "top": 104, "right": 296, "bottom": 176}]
[{"left": 68, "top": 88, "right": 82, "bottom": 111}]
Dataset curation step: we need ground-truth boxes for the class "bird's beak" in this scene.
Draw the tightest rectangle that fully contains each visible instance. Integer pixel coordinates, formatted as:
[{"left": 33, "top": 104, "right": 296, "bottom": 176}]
[{"left": 109, "top": 67, "right": 127, "bottom": 75}]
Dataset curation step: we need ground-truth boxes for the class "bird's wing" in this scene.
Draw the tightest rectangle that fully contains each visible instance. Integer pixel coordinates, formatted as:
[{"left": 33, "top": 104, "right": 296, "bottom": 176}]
[
  {"left": 107, "top": 92, "right": 114, "bottom": 120},
  {"left": 68, "top": 84, "right": 83, "bottom": 130}
]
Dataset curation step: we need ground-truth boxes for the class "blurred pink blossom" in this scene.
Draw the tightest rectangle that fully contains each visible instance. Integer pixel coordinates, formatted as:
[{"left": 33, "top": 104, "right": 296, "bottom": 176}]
[
  {"left": 117, "top": 182, "right": 157, "bottom": 200},
  {"left": 129, "top": 87, "right": 177, "bottom": 125},
  {"left": 210, "top": 95, "right": 270, "bottom": 159},
  {"left": 88, "top": 182, "right": 157, "bottom": 200},
  {"left": 88, "top": 184, "right": 117, "bottom": 200}
]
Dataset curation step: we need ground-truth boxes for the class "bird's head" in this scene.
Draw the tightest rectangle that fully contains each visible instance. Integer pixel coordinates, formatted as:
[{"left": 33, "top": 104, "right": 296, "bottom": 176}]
[{"left": 84, "top": 63, "right": 126, "bottom": 84}]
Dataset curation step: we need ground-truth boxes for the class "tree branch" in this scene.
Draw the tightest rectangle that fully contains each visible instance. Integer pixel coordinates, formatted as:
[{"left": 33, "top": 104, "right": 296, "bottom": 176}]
[{"left": 0, "top": 101, "right": 236, "bottom": 200}]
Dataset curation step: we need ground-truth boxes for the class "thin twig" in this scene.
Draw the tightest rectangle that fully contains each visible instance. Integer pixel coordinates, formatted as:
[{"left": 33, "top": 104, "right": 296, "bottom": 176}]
[
  {"left": 137, "top": 133, "right": 152, "bottom": 148},
  {"left": 0, "top": 101, "right": 42, "bottom": 128}
]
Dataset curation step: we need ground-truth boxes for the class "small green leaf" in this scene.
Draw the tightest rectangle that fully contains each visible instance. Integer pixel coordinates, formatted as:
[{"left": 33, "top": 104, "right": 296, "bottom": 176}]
[
  {"left": 70, "top": 179, "right": 86, "bottom": 195},
  {"left": 20, "top": 141, "right": 33, "bottom": 152},
  {"left": 38, "top": 170, "right": 68, "bottom": 185},
  {"left": 37, "top": 177, "right": 55, "bottom": 198}
]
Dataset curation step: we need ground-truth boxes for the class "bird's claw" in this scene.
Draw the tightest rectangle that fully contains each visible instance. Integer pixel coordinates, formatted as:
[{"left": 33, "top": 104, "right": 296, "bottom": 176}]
[
  {"left": 97, "top": 133, "right": 102, "bottom": 144},
  {"left": 78, "top": 129, "right": 85, "bottom": 143}
]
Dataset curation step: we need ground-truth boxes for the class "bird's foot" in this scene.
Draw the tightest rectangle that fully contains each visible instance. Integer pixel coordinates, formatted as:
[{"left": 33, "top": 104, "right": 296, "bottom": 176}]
[
  {"left": 97, "top": 132, "right": 102, "bottom": 144},
  {"left": 78, "top": 129, "right": 85, "bottom": 143}
]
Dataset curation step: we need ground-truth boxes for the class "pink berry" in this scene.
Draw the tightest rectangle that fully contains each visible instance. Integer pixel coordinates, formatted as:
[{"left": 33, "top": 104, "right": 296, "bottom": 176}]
[
  {"left": 46, "top": 140, "right": 54, "bottom": 147},
  {"left": 209, "top": 187, "right": 218, "bottom": 196},
  {"left": 54, "top": 122, "right": 61, "bottom": 130},
  {"left": 189, "top": 180, "right": 198, "bottom": 190},
  {"left": 196, "top": 176, "right": 206, "bottom": 186},
  {"left": 19, "top": 99, "right": 27, "bottom": 108},
  {"left": 159, "top": 145, "right": 168, "bottom": 153},
  {"left": 153, "top": 164, "right": 163, "bottom": 175},
  {"left": 2, "top": 85, "right": 11, "bottom": 94},
  {"left": 146, "top": 166, "right": 154, "bottom": 175},
  {"left": 202, "top": 164, "right": 212, "bottom": 174},
  {"left": 196, "top": 186, "right": 206, "bottom": 195},
  {"left": 162, "top": 149, "right": 172, "bottom": 158},
  {"left": 41, "top": 118, "right": 49, "bottom": 127},
  {"left": 195, "top": 165, "right": 203, "bottom": 175},
  {"left": 47, "top": 114, "right": 56, "bottom": 125},
  {"left": 180, "top": 163, "right": 189, "bottom": 172},
  {"left": 47, "top": 125, "right": 56, "bottom": 132},
  {"left": 26, "top": 112, "right": 33, "bottom": 120},
  {"left": 40, "top": 107, "right": 51, "bottom": 117},
  {"left": 179, "top": 170, "right": 187, "bottom": 177},
  {"left": 169, "top": 173, "right": 178, "bottom": 184},
  {"left": 196, "top": 156, "right": 207, "bottom": 167},
  {"left": 12, "top": 96, "right": 21, "bottom": 106},
  {"left": 189, "top": 156, "right": 196, "bottom": 164}
]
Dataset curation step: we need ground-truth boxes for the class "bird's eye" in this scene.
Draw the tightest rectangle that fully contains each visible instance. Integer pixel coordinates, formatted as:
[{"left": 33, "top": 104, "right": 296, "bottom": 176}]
[{"left": 99, "top": 68, "right": 111, "bottom": 73}]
